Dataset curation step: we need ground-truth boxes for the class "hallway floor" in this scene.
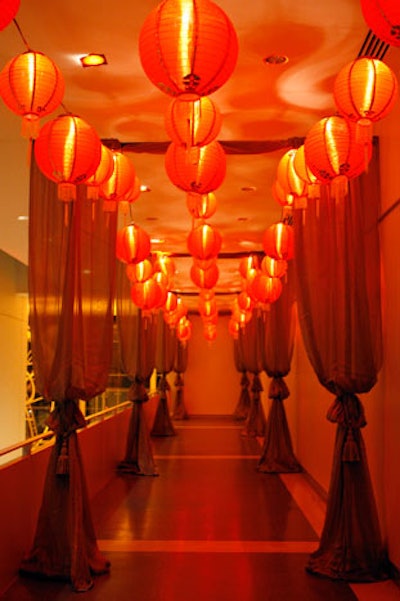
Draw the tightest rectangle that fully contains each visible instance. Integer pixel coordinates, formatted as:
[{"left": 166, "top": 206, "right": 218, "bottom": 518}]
[{"left": 1, "top": 416, "right": 399, "bottom": 600}]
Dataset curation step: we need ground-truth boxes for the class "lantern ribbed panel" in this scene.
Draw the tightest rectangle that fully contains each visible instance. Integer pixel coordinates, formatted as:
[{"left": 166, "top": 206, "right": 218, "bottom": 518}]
[
  {"left": 186, "top": 191, "right": 217, "bottom": 218},
  {"left": 238, "top": 255, "right": 259, "bottom": 279},
  {"left": 237, "top": 291, "right": 254, "bottom": 312},
  {"left": 116, "top": 223, "right": 151, "bottom": 264},
  {"left": 34, "top": 114, "right": 101, "bottom": 192},
  {"left": 276, "top": 149, "right": 307, "bottom": 198},
  {"left": 164, "top": 291, "right": 178, "bottom": 312},
  {"left": 272, "top": 179, "right": 293, "bottom": 207},
  {"left": 187, "top": 222, "right": 222, "bottom": 259},
  {"left": 249, "top": 273, "right": 282, "bottom": 304},
  {"left": 262, "top": 223, "right": 294, "bottom": 261},
  {"left": 190, "top": 262, "right": 219, "bottom": 288},
  {"left": 138, "top": 0, "right": 238, "bottom": 97},
  {"left": 0, "top": 0, "right": 20, "bottom": 30},
  {"left": 165, "top": 95, "right": 221, "bottom": 147},
  {"left": 293, "top": 144, "right": 319, "bottom": 185},
  {"left": 86, "top": 144, "right": 114, "bottom": 199},
  {"left": 126, "top": 259, "right": 153, "bottom": 283},
  {"left": 99, "top": 151, "right": 136, "bottom": 200},
  {"left": 130, "top": 279, "right": 159, "bottom": 311},
  {"left": 334, "top": 57, "right": 398, "bottom": 124},
  {"left": 199, "top": 295, "right": 217, "bottom": 317},
  {"left": 361, "top": 0, "right": 400, "bottom": 47},
  {"left": 304, "top": 115, "right": 368, "bottom": 183},
  {"left": 0, "top": 51, "right": 64, "bottom": 130},
  {"left": 165, "top": 140, "right": 226, "bottom": 193},
  {"left": 261, "top": 256, "right": 287, "bottom": 279}
]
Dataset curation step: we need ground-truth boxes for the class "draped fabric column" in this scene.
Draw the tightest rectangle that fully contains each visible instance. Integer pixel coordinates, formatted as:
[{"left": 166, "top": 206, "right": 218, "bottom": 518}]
[
  {"left": 238, "top": 310, "right": 266, "bottom": 437},
  {"left": 232, "top": 336, "right": 251, "bottom": 421},
  {"left": 258, "top": 264, "right": 301, "bottom": 472},
  {"left": 172, "top": 337, "right": 189, "bottom": 420},
  {"left": 294, "top": 142, "right": 388, "bottom": 581},
  {"left": 116, "top": 262, "right": 158, "bottom": 476},
  {"left": 20, "top": 160, "right": 116, "bottom": 591},
  {"left": 151, "top": 312, "right": 176, "bottom": 436}
]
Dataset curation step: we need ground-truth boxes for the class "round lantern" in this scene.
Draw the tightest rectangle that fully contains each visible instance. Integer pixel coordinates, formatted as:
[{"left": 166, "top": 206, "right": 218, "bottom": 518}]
[
  {"left": 263, "top": 222, "right": 294, "bottom": 261},
  {"left": 272, "top": 179, "right": 294, "bottom": 208},
  {"left": 34, "top": 114, "right": 101, "bottom": 201},
  {"left": 0, "top": 50, "right": 64, "bottom": 138},
  {"left": 153, "top": 274, "right": 168, "bottom": 308},
  {"left": 228, "top": 317, "right": 240, "bottom": 338},
  {"left": 0, "top": 0, "right": 20, "bottom": 31},
  {"left": 126, "top": 258, "right": 153, "bottom": 283},
  {"left": 187, "top": 222, "right": 222, "bottom": 260},
  {"left": 231, "top": 298, "right": 252, "bottom": 325},
  {"left": 293, "top": 144, "right": 321, "bottom": 198},
  {"left": 249, "top": 273, "right": 283, "bottom": 305},
  {"left": 177, "top": 316, "right": 192, "bottom": 342},
  {"left": 361, "top": 0, "right": 400, "bottom": 47},
  {"left": 165, "top": 95, "right": 221, "bottom": 148},
  {"left": 276, "top": 148, "right": 308, "bottom": 200},
  {"left": 164, "top": 296, "right": 188, "bottom": 326},
  {"left": 153, "top": 253, "right": 176, "bottom": 281},
  {"left": 237, "top": 290, "right": 254, "bottom": 312},
  {"left": 164, "top": 290, "right": 178, "bottom": 313},
  {"left": 131, "top": 279, "right": 160, "bottom": 311},
  {"left": 186, "top": 191, "right": 217, "bottom": 219},
  {"left": 99, "top": 151, "right": 136, "bottom": 212},
  {"left": 334, "top": 57, "right": 398, "bottom": 141},
  {"left": 86, "top": 144, "right": 114, "bottom": 200},
  {"left": 119, "top": 176, "right": 141, "bottom": 216},
  {"left": 190, "top": 262, "right": 219, "bottom": 289},
  {"left": 199, "top": 295, "right": 217, "bottom": 318},
  {"left": 165, "top": 140, "right": 226, "bottom": 194},
  {"left": 239, "top": 255, "right": 259, "bottom": 280},
  {"left": 261, "top": 256, "right": 287, "bottom": 279},
  {"left": 116, "top": 223, "right": 151, "bottom": 264},
  {"left": 204, "top": 322, "right": 217, "bottom": 342},
  {"left": 304, "top": 115, "right": 371, "bottom": 185},
  {"left": 138, "top": 0, "right": 238, "bottom": 97}
]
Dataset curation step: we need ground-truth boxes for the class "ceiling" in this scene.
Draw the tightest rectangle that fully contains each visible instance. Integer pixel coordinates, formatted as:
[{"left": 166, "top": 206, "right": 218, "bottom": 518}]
[{"left": 0, "top": 0, "right": 397, "bottom": 310}]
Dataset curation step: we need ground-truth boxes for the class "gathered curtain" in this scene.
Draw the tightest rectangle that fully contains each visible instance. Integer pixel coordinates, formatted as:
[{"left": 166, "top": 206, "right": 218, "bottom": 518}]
[
  {"left": 294, "top": 140, "right": 388, "bottom": 581},
  {"left": 21, "top": 159, "right": 116, "bottom": 591},
  {"left": 116, "top": 262, "right": 158, "bottom": 475},
  {"left": 172, "top": 337, "right": 189, "bottom": 420},
  {"left": 232, "top": 335, "right": 251, "bottom": 421},
  {"left": 258, "top": 264, "right": 301, "bottom": 472},
  {"left": 151, "top": 312, "right": 177, "bottom": 436}
]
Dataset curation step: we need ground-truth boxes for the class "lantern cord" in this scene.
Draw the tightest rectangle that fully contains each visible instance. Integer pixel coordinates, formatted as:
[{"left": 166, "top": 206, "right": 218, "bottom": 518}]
[{"left": 13, "top": 19, "right": 30, "bottom": 51}]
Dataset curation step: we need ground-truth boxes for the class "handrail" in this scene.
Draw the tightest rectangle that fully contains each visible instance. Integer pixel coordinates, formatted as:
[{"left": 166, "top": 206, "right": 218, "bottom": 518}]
[{"left": 0, "top": 400, "right": 131, "bottom": 459}]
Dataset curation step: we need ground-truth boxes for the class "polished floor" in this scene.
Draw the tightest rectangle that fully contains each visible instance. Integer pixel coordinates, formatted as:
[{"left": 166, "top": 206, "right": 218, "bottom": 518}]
[{"left": 2, "top": 416, "right": 399, "bottom": 600}]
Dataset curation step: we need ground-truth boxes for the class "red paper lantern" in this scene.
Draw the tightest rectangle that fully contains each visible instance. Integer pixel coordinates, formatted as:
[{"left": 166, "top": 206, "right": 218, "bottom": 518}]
[
  {"left": 153, "top": 274, "right": 168, "bottom": 308},
  {"left": 165, "top": 95, "right": 221, "bottom": 147},
  {"left": 119, "top": 176, "right": 141, "bottom": 216},
  {"left": 0, "top": 0, "right": 20, "bottom": 31},
  {"left": 187, "top": 222, "right": 222, "bottom": 260},
  {"left": 0, "top": 50, "right": 64, "bottom": 137},
  {"left": 263, "top": 223, "right": 294, "bottom": 261},
  {"left": 238, "top": 255, "right": 259, "bottom": 279},
  {"left": 165, "top": 140, "right": 226, "bottom": 194},
  {"left": 164, "top": 296, "right": 188, "bottom": 326},
  {"left": 126, "top": 259, "right": 153, "bottom": 283},
  {"left": 228, "top": 318, "right": 240, "bottom": 338},
  {"left": 34, "top": 114, "right": 101, "bottom": 201},
  {"left": 272, "top": 179, "right": 294, "bottom": 208},
  {"left": 292, "top": 144, "right": 321, "bottom": 198},
  {"left": 176, "top": 316, "right": 192, "bottom": 342},
  {"left": 199, "top": 295, "right": 217, "bottom": 318},
  {"left": 231, "top": 298, "right": 252, "bottom": 325},
  {"left": 334, "top": 57, "right": 398, "bottom": 140},
  {"left": 138, "top": 0, "right": 238, "bottom": 97},
  {"left": 304, "top": 115, "right": 370, "bottom": 185},
  {"left": 249, "top": 273, "right": 282, "bottom": 305},
  {"left": 164, "top": 291, "right": 178, "bottom": 313},
  {"left": 86, "top": 144, "right": 114, "bottom": 200},
  {"left": 99, "top": 151, "right": 136, "bottom": 211},
  {"left": 186, "top": 191, "right": 217, "bottom": 219},
  {"left": 131, "top": 279, "right": 160, "bottom": 311},
  {"left": 276, "top": 149, "right": 307, "bottom": 200},
  {"left": 237, "top": 291, "right": 254, "bottom": 312},
  {"left": 153, "top": 253, "right": 176, "bottom": 280},
  {"left": 190, "top": 262, "right": 219, "bottom": 289},
  {"left": 116, "top": 223, "right": 151, "bottom": 264},
  {"left": 261, "top": 256, "right": 287, "bottom": 279},
  {"left": 361, "top": 0, "right": 400, "bottom": 47},
  {"left": 204, "top": 322, "right": 217, "bottom": 341}
]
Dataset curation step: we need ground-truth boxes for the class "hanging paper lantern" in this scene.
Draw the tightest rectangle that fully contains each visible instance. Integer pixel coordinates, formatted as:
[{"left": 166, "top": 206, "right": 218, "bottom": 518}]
[
  {"left": 304, "top": 115, "right": 370, "bottom": 186},
  {"left": 198, "top": 294, "right": 217, "bottom": 318},
  {"left": 99, "top": 151, "right": 136, "bottom": 211},
  {"left": 187, "top": 222, "right": 222, "bottom": 260},
  {"left": 231, "top": 298, "right": 252, "bottom": 325},
  {"left": 165, "top": 95, "right": 222, "bottom": 148},
  {"left": 164, "top": 296, "right": 188, "bottom": 326},
  {"left": 34, "top": 114, "right": 101, "bottom": 202},
  {"left": 276, "top": 148, "right": 308, "bottom": 201},
  {"left": 292, "top": 144, "right": 321, "bottom": 198},
  {"left": 138, "top": 0, "right": 238, "bottom": 97},
  {"left": 228, "top": 318, "right": 240, "bottom": 338},
  {"left": 263, "top": 223, "right": 294, "bottom": 261},
  {"left": 176, "top": 316, "right": 192, "bottom": 342},
  {"left": 361, "top": 0, "right": 400, "bottom": 47},
  {"left": 261, "top": 256, "right": 287, "bottom": 279},
  {"left": 204, "top": 322, "right": 217, "bottom": 341},
  {"left": 164, "top": 291, "right": 178, "bottom": 313},
  {"left": 0, "top": 0, "right": 20, "bottom": 31},
  {"left": 238, "top": 255, "right": 259, "bottom": 279},
  {"left": 237, "top": 290, "right": 254, "bottom": 312},
  {"left": 131, "top": 279, "right": 160, "bottom": 311},
  {"left": 0, "top": 50, "right": 65, "bottom": 138},
  {"left": 119, "top": 176, "right": 141, "bottom": 216},
  {"left": 165, "top": 140, "right": 226, "bottom": 194},
  {"left": 186, "top": 191, "right": 217, "bottom": 219},
  {"left": 190, "top": 262, "right": 219, "bottom": 289},
  {"left": 153, "top": 274, "right": 168, "bottom": 308},
  {"left": 334, "top": 57, "right": 398, "bottom": 141},
  {"left": 85, "top": 144, "right": 114, "bottom": 200},
  {"left": 153, "top": 253, "right": 176, "bottom": 281},
  {"left": 249, "top": 273, "right": 283, "bottom": 305},
  {"left": 116, "top": 223, "right": 151, "bottom": 264},
  {"left": 126, "top": 258, "right": 154, "bottom": 283},
  {"left": 272, "top": 179, "right": 294, "bottom": 208}
]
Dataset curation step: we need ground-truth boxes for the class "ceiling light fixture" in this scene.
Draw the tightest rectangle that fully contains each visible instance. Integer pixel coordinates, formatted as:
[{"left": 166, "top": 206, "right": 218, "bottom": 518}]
[
  {"left": 263, "top": 54, "right": 289, "bottom": 65},
  {"left": 80, "top": 53, "right": 107, "bottom": 68},
  {"left": 140, "top": 184, "right": 151, "bottom": 192}
]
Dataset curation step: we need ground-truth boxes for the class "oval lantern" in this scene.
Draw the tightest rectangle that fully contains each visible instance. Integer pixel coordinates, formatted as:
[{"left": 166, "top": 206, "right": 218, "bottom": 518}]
[
  {"left": 237, "top": 290, "right": 254, "bottom": 312},
  {"left": 186, "top": 191, "right": 217, "bottom": 219},
  {"left": 165, "top": 140, "right": 226, "bottom": 194},
  {"left": 153, "top": 253, "right": 176, "bottom": 281},
  {"left": 116, "top": 223, "right": 151, "bottom": 264},
  {"left": 334, "top": 57, "right": 398, "bottom": 141},
  {"left": 272, "top": 179, "right": 294, "bottom": 208},
  {"left": 153, "top": 274, "right": 168, "bottom": 308},
  {"left": 34, "top": 114, "right": 101, "bottom": 201},
  {"left": 263, "top": 223, "right": 294, "bottom": 261},
  {"left": 249, "top": 273, "right": 283, "bottom": 305},
  {"left": 187, "top": 222, "right": 222, "bottom": 260},
  {"left": 228, "top": 318, "right": 240, "bottom": 338},
  {"left": 231, "top": 298, "right": 252, "bottom": 326},
  {"left": 293, "top": 144, "right": 321, "bottom": 198},
  {"left": 126, "top": 258, "right": 154, "bottom": 283},
  {"left": 177, "top": 316, "right": 192, "bottom": 342},
  {"left": 100, "top": 151, "right": 136, "bottom": 211},
  {"left": 0, "top": 50, "right": 64, "bottom": 138},
  {"left": 86, "top": 144, "right": 114, "bottom": 200},
  {"left": 261, "top": 256, "right": 288, "bottom": 279},
  {"left": 164, "top": 290, "right": 178, "bottom": 313},
  {"left": 131, "top": 279, "right": 160, "bottom": 311},
  {"left": 361, "top": 0, "right": 400, "bottom": 47},
  {"left": 199, "top": 295, "right": 217, "bottom": 318},
  {"left": 119, "top": 176, "right": 141, "bottom": 216},
  {"left": 276, "top": 148, "right": 307, "bottom": 201},
  {"left": 165, "top": 95, "right": 221, "bottom": 148},
  {"left": 239, "top": 255, "right": 259, "bottom": 280},
  {"left": 0, "top": 0, "right": 20, "bottom": 31},
  {"left": 138, "top": 0, "right": 238, "bottom": 97},
  {"left": 164, "top": 296, "right": 188, "bottom": 326},
  {"left": 190, "top": 262, "right": 219, "bottom": 289}
]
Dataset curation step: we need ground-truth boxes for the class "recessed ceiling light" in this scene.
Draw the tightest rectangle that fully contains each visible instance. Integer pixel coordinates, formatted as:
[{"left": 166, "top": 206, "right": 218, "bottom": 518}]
[
  {"left": 263, "top": 54, "right": 289, "bottom": 65},
  {"left": 237, "top": 217, "right": 248, "bottom": 222},
  {"left": 146, "top": 217, "right": 158, "bottom": 222},
  {"left": 80, "top": 53, "right": 107, "bottom": 68},
  {"left": 17, "top": 215, "right": 29, "bottom": 221},
  {"left": 241, "top": 185, "right": 257, "bottom": 192},
  {"left": 140, "top": 184, "right": 151, "bottom": 193},
  {"left": 151, "top": 238, "right": 164, "bottom": 244}
]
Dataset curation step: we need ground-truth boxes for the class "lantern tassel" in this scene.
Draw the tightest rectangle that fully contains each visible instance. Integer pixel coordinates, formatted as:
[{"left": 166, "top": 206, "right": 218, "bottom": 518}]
[
  {"left": 21, "top": 116, "right": 40, "bottom": 140},
  {"left": 58, "top": 183, "right": 76, "bottom": 203}
]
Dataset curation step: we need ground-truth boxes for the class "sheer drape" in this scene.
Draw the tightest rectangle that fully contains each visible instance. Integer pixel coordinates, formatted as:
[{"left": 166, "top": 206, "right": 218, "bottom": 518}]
[
  {"left": 116, "top": 262, "right": 158, "bottom": 476},
  {"left": 294, "top": 142, "right": 388, "bottom": 581},
  {"left": 237, "top": 310, "right": 266, "bottom": 436},
  {"left": 21, "top": 159, "right": 116, "bottom": 591},
  {"left": 172, "top": 338, "right": 189, "bottom": 420},
  {"left": 258, "top": 264, "right": 301, "bottom": 472},
  {"left": 151, "top": 312, "right": 176, "bottom": 436}
]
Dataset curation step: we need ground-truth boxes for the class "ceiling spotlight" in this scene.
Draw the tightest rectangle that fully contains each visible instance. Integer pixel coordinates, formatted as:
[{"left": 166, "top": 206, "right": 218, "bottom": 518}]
[
  {"left": 80, "top": 53, "right": 107, "bottom": 68},
  {"left": 263, "top": 54, "right": 289, "bottom": 65},
  {"left": 241, "top": 185, "right": 257, "bottom": 192},
  {"left": 140, "top": 184, "right": 151, "bottom": 192}
]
